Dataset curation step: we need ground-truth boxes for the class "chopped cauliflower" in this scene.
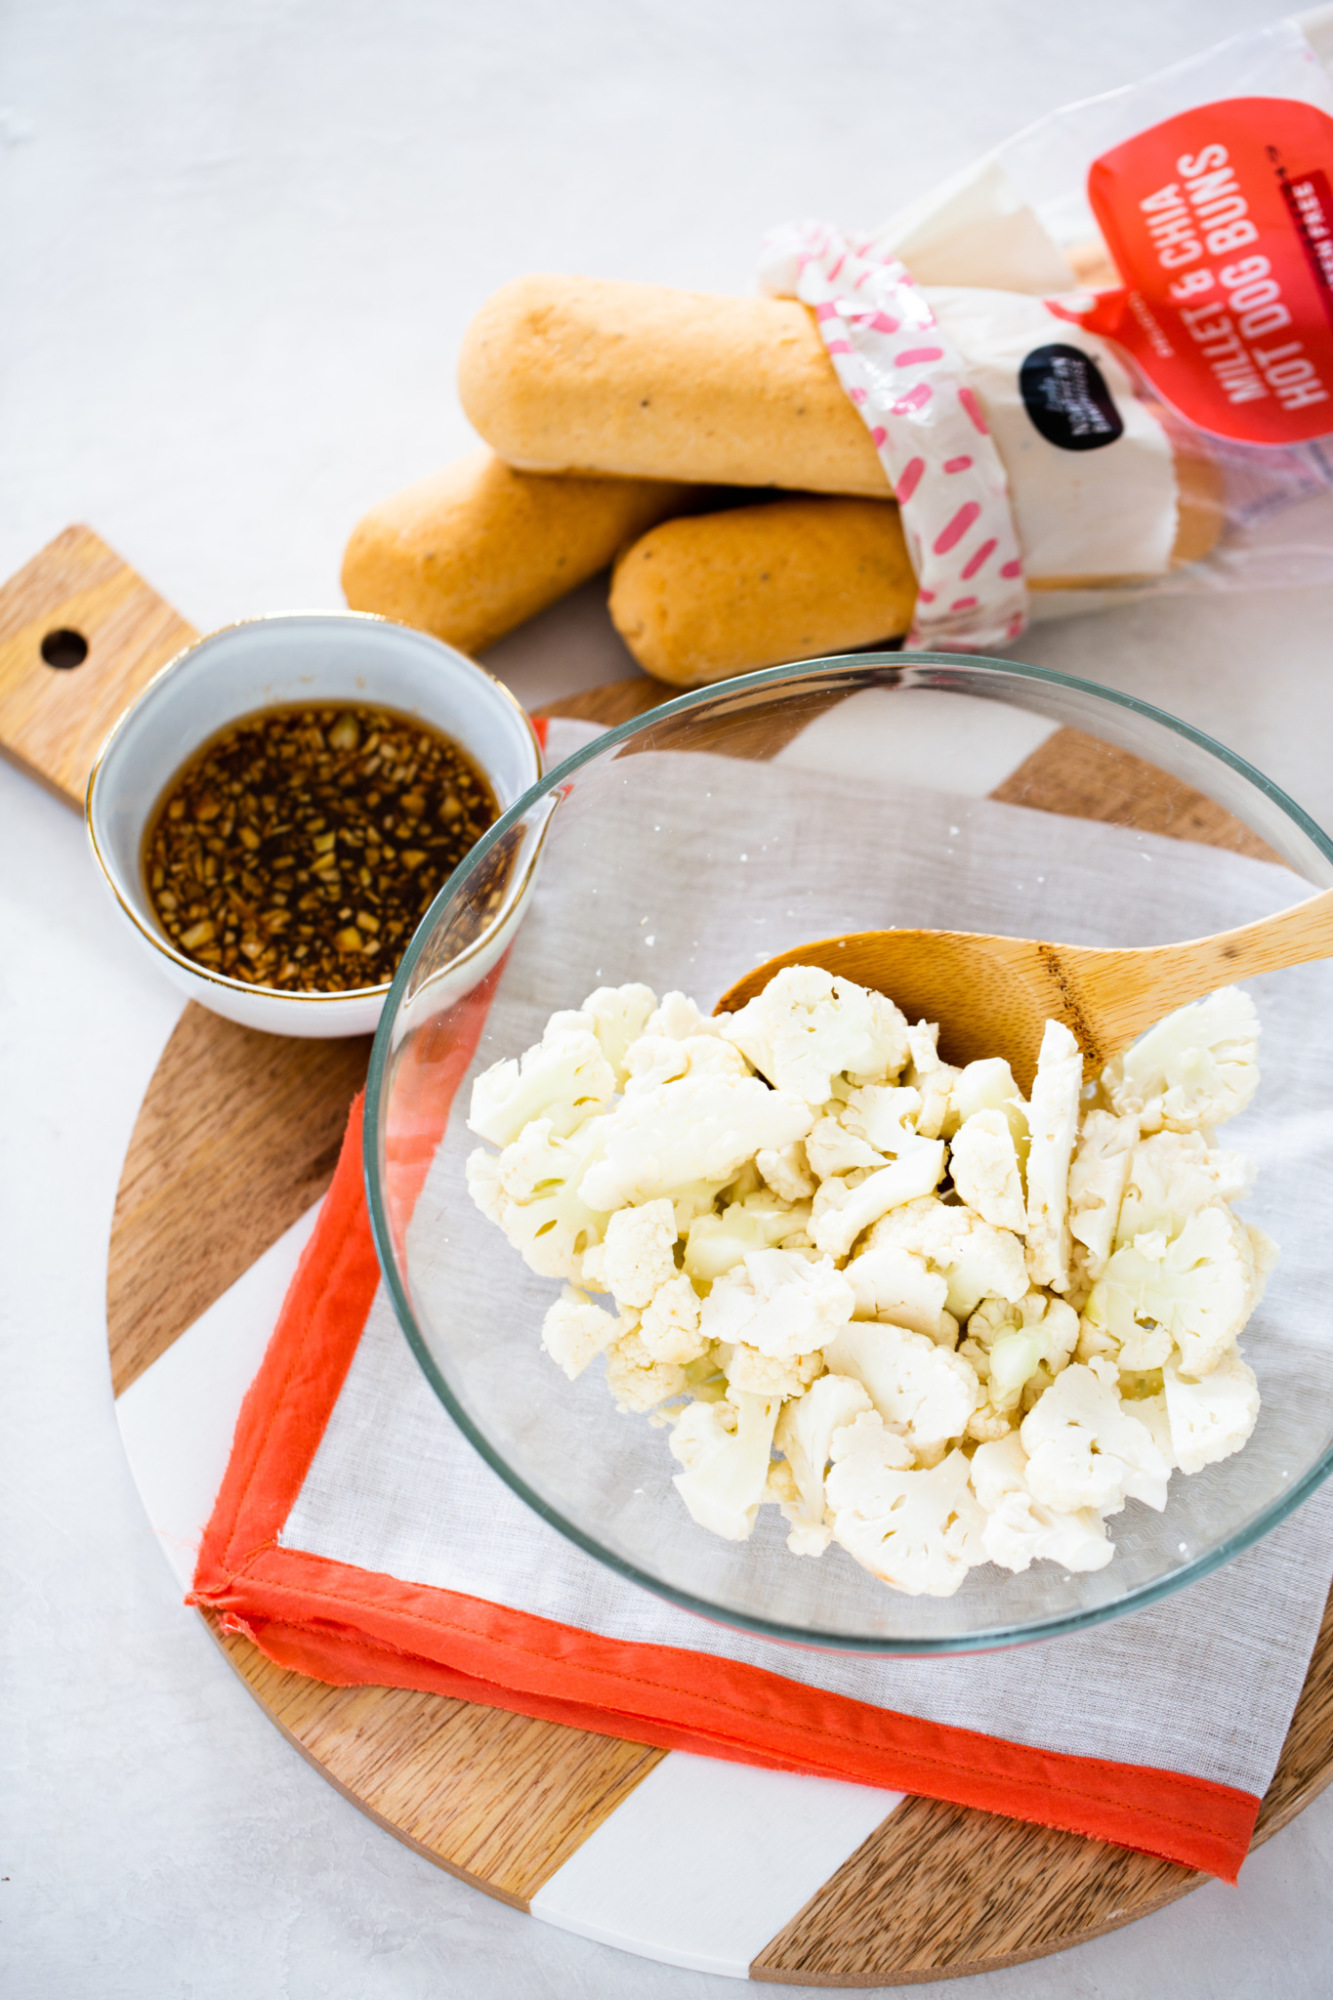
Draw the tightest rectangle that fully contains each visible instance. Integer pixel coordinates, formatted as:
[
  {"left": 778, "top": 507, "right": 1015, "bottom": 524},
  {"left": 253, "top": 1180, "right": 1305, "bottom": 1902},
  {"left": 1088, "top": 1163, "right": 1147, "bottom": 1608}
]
[
  {"left": 700, "top": 1247, "right": 855, "bottom": 1359},
  {"left": 584, "top": 1197, "right": 678, "bottom": 1308},
  {"left": 826, "top": 1416, "right": 985, "bottom": 1596},
  {"left": 1163, "top": 1350, "right": 1260, "bottom": 1473},
  {"left": 1105, "top": 985, "right": 1260, "bottom": 1133},
  {"left": 468, "top": 970, "right": 1275, "bottom": 1605},
  {"left": 580, "top": 1071, "right": 813, "bottom": 1211},
  {"left": 809, "top": 1142, "right": 948, "bottom": 1259},
  {"left": 604, "top": 1325, "right": 690, "bottom": 1412},
  {"left": 866, "top": 1196, "right": 1028, "bottom": 1318},
  {"left": 468, "top": 1023, "right": 616, "bottom": 1148},
  {"left": 725, "top": 1342, "right": 825, "bottom": 1399},
  {"left": 1020, "top": 1357, "right": 1170, "bottom": 1515},
  {"left": 722, "top": 964, "right": 911, "bottom": 1103},
  {"left": 950, "top": 1109, "right": 1026, "bottom": 1233},
  {"left": 1082, "top": 1204, "right": 1264, "bottom": 1377},
  {"left": 774, "top": 1374, "right": 874, "bottom": 1555},
  {"left": 683, "top": 1193, "right": 809, "bottom": 1281},
  {"left": 904, "top": 1021, "right": 959, "bottom": 1139},
  {"left": 638, "top": 1272, "right": 708, "bottom": 1363},
  {"left": 945, "top": 1058, "right": 1029, "bottom": 1155},
  {"left": 1067, "top": 1110, "right": 1137, "bottom": 1278},
  {"left": 645, "top": 990, "right": 729, "bottom": 1042},
  {"left": 541, "top": 1288, "right": 622, "bottom": 1379},
  {"left": 625, "top": 1032, "right": 750, "bottom": 1094},
  {"left": 805, "top": 1114, "right": 887, "bottom": 1180},
  {"left": 1024, "top": 1019, "right": 1083, "bottom": 1292},
  {"left": 466, "top": 1116, "right": 610, "bottom": 1281},
  {"left": 669, "top": 1391, "right": 780, "bottom": 1540},
  {"left": 843, "top": 1241, "right": 956, "bottom": 1344},
  {"left": 579, "top": 983, "right": 658, "bottom": 1082},
  {"left": 756, "top": 1139, "right": 816, "bottom": 1202},
  {"left": 822, "top": 1320, "right": 980, "bottom": 1451},
  {"left": 1115, "top": 1130, "right": 1254, "bottom": 1246},
  {"left": 970, "top": 1432, "right": 1113, "bottom": 1574}
]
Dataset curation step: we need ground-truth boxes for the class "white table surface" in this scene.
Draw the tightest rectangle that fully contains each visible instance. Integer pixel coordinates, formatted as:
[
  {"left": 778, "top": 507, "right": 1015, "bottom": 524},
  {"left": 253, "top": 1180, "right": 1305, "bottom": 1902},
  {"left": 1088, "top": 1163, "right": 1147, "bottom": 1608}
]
[{"left": 4, "top": 2, "right": 1333, "bottom": 1994}]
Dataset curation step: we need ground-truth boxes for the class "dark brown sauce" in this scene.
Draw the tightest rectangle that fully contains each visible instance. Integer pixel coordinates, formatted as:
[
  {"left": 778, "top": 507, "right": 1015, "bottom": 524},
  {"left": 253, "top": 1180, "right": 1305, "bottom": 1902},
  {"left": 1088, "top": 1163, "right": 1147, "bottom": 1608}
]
[{"left": 142, "top": 702, "right": 500, "bottom": 992}]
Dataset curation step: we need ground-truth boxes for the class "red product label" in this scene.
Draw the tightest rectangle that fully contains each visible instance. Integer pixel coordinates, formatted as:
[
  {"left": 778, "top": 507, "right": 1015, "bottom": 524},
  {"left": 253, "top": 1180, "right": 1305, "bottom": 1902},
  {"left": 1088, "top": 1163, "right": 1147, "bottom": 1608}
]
[{"left": 1079, "top": 97, "right": 1333, "bottom": 445}]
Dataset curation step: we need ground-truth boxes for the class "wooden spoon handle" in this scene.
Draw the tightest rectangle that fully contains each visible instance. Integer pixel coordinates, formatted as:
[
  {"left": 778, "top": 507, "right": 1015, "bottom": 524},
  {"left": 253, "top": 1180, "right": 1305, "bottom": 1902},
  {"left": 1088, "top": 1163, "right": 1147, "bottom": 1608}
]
[{"left": 1082, "top": 883, "right": 1333, "bottom": 1054}]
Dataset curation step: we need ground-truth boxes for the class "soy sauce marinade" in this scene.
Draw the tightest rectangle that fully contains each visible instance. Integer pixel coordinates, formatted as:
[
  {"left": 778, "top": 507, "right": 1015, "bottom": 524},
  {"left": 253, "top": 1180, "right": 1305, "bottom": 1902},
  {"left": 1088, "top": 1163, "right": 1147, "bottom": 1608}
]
[{"left": 144, "top": 703, "right": 500, "bottom": 991}]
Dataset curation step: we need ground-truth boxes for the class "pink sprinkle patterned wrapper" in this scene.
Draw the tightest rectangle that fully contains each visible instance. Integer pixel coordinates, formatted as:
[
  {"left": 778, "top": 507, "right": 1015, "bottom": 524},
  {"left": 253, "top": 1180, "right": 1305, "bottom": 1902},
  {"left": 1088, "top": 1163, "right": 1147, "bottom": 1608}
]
[{"left": 760, "top": 220, "right": 1028, "bottom": 651}]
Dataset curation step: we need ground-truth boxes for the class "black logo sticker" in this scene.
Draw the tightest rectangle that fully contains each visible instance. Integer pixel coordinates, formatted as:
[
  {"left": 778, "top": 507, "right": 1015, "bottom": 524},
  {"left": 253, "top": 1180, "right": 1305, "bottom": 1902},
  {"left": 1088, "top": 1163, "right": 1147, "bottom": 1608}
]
[{"left": 1019, "top": 343, "right": 1124, "bottom": 451}]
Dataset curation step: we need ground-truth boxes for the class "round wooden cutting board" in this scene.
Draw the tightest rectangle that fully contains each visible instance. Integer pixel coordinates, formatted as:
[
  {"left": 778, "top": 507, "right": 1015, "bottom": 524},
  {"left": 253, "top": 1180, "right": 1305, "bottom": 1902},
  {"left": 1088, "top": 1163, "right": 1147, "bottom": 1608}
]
[{"left": 5, "top": 528, "right": 1332, "bottom": 1987}]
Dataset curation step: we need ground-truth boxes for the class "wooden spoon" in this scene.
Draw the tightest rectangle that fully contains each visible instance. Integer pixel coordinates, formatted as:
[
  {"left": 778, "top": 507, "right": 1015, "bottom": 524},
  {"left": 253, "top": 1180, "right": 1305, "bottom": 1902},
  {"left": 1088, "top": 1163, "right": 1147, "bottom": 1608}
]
[{"left": 714, "top": 889, "right": 1333, "bottom": 1092}]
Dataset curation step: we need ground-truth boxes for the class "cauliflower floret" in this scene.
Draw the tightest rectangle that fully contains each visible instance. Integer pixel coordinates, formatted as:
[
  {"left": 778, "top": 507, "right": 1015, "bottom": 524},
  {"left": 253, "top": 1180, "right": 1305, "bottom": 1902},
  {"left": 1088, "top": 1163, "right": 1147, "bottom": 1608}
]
[
  {"left": 1164, "top": 1350, "right": 1260, "bottom": 1473},
  {"left": 772, "top": 1374, "right": 875, "bottom": 1555},
  {"left": 1082, "top": 1204, "right": 1263, "bottom": 1376},
  {"left": 645, "top": 990, "right": 729, "bottom": 1042},
  {"left": 962, "top": 1297, "right": 1077, "bottom": 1441},
  {"left": 579, "top": 983, "right": 658, "bottom": 1082},
  {"left": 837, "top": 1083, "right": 923, "bottom": 1151},
  {"left": 970, "top": 1432, "right": 1114, "bottom": 1574},
  {"left": 805, "top": 1115, "right": 887, "bottom": 1180},
  {"left": 540, "top": 1287, "right": 623, "bottom": 1380},
  {"left": 843, "top": 1242, "right": 957, "bottom": 1344},
  {"left": 725, "top": 1343, "right": 825, "bottom": 1399},
  {"left": 968, "top": 1290, "right": 1080, "bottom": 1373},
  {"left": 579, "top": 1072, "right": 813, "bottom": 1211},
  {"left": 468, "top": 1025, "right": 616, "bottom": 1147},
  {"left": 639, "top": 1272, "right": 708, "bottom": 1363},
  {"left": 809, "top": 1143, "right": 948, "bottom": 1260},
  {"left": 1068, "top": 1110, "right": 1138, "bottom": 1278},
  {"left": 1115, "top": 1130, "right": 1255, "bottom": 1246},
  {"left": 1024, "top": 1019, "right": 1083, "bottom": 1292},
  {"left": 581, "top": 1197, "right": 678, "bottom": 1309},
  {"left": 756, "top": 1140, "right": 816, "bottom": 1203},
  {"left": 943, "top": 1058, "right": 1029, "bottom": 1154},
  {"left": 625, "top": 1033, "right": 750, "bottom": 1094},
  {"left": 1104, "top": 985, "right": 1259, "bottom": 1133},
  {"left": 669, "top": 1391, "right": 781, "bottom": 1540},
  {"left": 904, "top": 1021, "right": 959, "bottom": 1139},
  {"left": 722, "top": 964, "right": 911, "bottom": 1103},
  {"left": 950, "top": 1109, "right": 1026, "bottom": 1233},
  {"left": 683, "top": 1193, "right": 810, "bottom": 1281},
  {"left": 466, "top": 1116, "right": 611, "bottom": 1281},
  {"left": 865, "top": 1195, "right": 1028, "bottom": 1319},
  {"left": 822, "top": 1320, "right": 980, "bottom": 1451},
  {"left": 1019, "top": 1356, "right": 1170, "bottom": 1515},
  {"left": 700, "top": 1248, "right": 855, "bottom": 1359},
  {"left": 604, "top": 1325, "right": 690, "bottom": 1413},
  {"left": 826, "top": 1416, "right": 985, "bottom": 1596}
]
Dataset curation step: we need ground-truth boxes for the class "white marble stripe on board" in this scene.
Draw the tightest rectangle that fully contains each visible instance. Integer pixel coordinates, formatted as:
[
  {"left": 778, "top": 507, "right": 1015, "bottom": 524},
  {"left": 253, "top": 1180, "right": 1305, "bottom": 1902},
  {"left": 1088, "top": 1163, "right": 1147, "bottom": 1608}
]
[
  {"left": 530, "top": 1750, "right": 900, "bottom": 1979},
  {"left": 774, "top": 685, "right": 1058, "bottom": 795},
  {"left": 115, "top": 1203, "right": 322, "bottom": 1589}
]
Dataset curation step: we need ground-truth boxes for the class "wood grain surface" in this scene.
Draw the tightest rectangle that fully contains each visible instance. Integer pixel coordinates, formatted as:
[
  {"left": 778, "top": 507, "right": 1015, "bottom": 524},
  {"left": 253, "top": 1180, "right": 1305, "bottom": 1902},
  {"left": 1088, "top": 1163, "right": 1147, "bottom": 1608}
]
[
  {"left": 28, "top": 520, "right": 1319, "bottom": 1986},
  {"left": 206, "top": 1616, "right": 665, "bottom": 1909},
  {"left": 0, "top": 525, "right": 197, "bottom": 805}
]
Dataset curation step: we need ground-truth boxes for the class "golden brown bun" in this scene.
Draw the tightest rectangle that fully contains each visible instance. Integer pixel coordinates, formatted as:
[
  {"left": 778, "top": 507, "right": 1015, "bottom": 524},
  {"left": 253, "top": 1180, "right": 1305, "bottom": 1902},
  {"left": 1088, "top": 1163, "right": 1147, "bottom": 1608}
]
[
  {"left": 458, "top": 275, "right": 889, "bottom": 497},
  {"left": 342, "top": 449, "right": 691, "bottom": 654},
  {"left": 609, "top": 497, "right": 916, "bottom": 688}
]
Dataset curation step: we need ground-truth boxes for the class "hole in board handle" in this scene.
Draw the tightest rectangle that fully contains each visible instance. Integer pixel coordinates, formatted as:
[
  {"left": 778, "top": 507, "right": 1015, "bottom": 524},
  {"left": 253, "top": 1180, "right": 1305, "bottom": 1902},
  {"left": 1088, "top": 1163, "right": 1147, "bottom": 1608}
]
[{"left": 41, "top": 628, "right": 89, "bottom": 670}]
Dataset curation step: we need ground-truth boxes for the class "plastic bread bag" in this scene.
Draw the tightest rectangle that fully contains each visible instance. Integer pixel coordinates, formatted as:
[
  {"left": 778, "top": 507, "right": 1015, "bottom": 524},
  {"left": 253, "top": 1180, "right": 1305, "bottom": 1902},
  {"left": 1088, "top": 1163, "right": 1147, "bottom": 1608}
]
[{"left": 793, "top": 6, "right": 1333, "bottom": 639}]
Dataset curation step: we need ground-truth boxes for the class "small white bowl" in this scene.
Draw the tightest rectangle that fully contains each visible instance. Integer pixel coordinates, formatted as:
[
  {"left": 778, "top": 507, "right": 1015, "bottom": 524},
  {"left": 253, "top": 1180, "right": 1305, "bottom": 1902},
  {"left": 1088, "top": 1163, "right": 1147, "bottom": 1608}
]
[{"left": 86, "top": 611, "right": 542, "bottom": 1036}]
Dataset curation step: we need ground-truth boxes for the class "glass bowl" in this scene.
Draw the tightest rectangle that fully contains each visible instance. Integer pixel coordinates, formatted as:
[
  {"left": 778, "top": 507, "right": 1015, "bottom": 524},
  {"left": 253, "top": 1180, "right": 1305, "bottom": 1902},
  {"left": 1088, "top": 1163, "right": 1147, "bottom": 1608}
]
[{"left": 364, "top": 653, "right": 1333, "bottom": 1654}]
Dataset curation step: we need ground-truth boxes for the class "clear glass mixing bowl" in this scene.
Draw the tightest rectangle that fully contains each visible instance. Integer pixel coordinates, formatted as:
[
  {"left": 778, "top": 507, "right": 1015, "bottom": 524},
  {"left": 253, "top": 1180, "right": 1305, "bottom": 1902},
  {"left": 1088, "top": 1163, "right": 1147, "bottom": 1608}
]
[{"left": 364, "top": 654, "right": 1333, "bottom": 1653}]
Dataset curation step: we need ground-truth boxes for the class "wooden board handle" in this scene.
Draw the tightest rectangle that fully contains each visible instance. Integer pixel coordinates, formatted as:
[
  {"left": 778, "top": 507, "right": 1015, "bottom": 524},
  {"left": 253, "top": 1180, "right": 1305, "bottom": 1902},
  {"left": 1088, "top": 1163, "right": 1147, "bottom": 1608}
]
[{"left": 0, "top": 525, "right": 199, "bottom": 810}]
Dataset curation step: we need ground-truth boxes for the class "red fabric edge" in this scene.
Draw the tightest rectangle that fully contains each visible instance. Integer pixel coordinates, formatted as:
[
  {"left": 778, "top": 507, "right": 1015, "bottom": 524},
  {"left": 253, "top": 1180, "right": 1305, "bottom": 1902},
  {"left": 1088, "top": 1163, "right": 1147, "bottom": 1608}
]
[{"left": 190, "top": 953, "right": 1259, "bottom": 1886}]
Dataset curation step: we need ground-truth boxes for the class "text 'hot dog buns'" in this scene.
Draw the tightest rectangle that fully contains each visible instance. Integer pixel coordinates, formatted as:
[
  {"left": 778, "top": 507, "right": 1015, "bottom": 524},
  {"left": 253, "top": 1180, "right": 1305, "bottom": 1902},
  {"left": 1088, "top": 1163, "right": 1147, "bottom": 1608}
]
[
  {"left": 610, "top": 496, "right": 917, "bottom": 687},
  {"left": 342, "top": 449, "right": 690, "bottom": 654},
  {"left": 458, "top": 275, "right": 890, "bottom": 498}
]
